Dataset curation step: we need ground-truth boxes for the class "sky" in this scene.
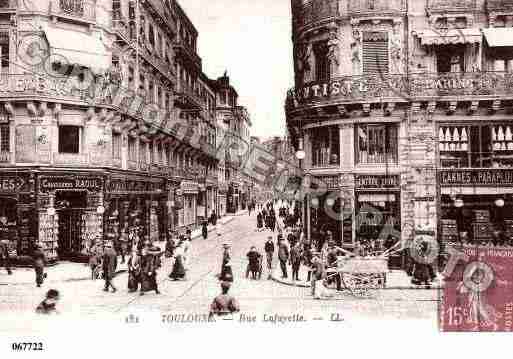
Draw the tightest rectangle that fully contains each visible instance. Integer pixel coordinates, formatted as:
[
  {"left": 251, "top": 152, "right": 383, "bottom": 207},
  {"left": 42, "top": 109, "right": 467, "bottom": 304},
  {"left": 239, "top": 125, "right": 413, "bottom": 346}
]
[{"left": 178, "top": 0, "right": 294, "bottom": 137}]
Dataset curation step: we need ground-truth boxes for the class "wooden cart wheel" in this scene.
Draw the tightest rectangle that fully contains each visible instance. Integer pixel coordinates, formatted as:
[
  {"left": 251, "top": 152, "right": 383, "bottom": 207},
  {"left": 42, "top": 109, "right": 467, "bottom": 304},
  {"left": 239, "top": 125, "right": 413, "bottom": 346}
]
[{"left": 341, "top": 273, "right": 372, "bottom": 298}]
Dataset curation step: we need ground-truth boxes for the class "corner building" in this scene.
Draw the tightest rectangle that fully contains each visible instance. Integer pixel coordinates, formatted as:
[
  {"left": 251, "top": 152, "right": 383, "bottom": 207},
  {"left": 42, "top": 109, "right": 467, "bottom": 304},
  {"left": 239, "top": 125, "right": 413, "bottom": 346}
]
[
  {"left": 286, "top": 0, "right": 513, "bottom": 252},
  {"left": 0, "top": 0, "right": 218, "bottom": 263}
]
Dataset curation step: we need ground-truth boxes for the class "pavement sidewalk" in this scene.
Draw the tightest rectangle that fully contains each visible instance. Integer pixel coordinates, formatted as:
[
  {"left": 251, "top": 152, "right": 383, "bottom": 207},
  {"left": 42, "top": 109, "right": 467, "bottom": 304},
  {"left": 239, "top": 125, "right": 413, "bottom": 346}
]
[
  {"left": 0, "top": 215, "right": 237, "bottom": 286},
  {"left": 270, "top": 262, "right": 443, "bottom": 290}
]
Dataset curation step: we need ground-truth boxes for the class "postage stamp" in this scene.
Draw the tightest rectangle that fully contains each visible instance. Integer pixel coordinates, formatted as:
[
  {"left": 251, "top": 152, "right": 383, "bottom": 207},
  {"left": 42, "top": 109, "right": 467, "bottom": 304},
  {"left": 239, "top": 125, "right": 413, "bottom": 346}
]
[{"left": 440, "top": 245, "right": 513, "bottom": 332}]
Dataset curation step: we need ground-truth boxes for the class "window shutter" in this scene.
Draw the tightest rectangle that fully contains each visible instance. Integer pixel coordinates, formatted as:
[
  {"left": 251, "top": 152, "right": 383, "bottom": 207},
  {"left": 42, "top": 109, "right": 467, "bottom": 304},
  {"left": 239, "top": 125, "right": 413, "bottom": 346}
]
[{"left": 362, "top": 32, "right": 389, "bottom": 75}]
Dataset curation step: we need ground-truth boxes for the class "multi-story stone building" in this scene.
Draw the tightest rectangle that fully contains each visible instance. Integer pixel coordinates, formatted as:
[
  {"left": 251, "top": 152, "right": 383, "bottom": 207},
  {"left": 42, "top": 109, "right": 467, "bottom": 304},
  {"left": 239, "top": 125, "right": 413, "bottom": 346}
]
[
  {"left": 211, "top": 73, "right": 253, "bottom": 214},
  {"left": 286, "top": 0, "right": 513, "bottom": 249},
  {"left": 0, "top": 0, "right": 218, "bottom": 263}
]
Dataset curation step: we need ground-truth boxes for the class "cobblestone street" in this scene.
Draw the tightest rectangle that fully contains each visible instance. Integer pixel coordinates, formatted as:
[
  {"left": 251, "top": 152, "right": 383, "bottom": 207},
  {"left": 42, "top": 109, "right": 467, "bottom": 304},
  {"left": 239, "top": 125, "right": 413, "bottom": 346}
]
[{"left": 0, "top": 214, "right": 439, "bottom": 330}]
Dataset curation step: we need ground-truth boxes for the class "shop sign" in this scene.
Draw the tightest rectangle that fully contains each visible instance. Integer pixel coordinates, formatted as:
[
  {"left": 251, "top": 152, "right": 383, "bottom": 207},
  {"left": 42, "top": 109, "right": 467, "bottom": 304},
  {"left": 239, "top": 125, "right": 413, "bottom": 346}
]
[
  {"left": 108, "top": 179, "right": 163, "bottom": 193},
  {"left": 181, "top": 181, "right": 199, "bottom": 193},
  {"left": 355, "top": 175, "right": 400, "bottom": 189},
  {"left": 315, "top": 175, "right": 340, "bottom": 189},
  {"left": 0, "top": 177, "right": 27, "bottom": 193},
  {"left": 440, "top": 169, "right": 513, "bottom": 186},
  {"left": 40, "top": 177, "right": 102, "bottom": 192}
]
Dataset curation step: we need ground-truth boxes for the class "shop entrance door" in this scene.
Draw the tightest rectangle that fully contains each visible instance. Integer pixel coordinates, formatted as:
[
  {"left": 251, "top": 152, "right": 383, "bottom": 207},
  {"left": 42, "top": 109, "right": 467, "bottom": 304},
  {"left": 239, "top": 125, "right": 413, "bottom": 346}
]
[{"left": 56, "top": 191, "right": 87, "bottom": 259}]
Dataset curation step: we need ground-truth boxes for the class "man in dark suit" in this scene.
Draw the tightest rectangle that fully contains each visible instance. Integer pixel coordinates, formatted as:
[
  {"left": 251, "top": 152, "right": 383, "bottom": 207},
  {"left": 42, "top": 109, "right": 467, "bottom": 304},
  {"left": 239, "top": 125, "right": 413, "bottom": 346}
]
[
  {"left": 102, "top": 242, "right": 118, "bottom": 293},
  {"left": 278, "top": 238, "right": 289, "bottom": 279}
]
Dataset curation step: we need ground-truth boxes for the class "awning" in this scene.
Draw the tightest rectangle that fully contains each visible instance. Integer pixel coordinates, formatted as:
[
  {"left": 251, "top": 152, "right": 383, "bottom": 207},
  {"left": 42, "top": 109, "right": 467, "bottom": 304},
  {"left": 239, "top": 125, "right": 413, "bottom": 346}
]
[
  {"left": 44, "top": 26, "right": 111, "bottom": 72},
  {"left": 483, "top": 28, "right": 513, "bottom": 47},
  {"left": 415, "top": 28, "right": 482, "bottom": 46}
]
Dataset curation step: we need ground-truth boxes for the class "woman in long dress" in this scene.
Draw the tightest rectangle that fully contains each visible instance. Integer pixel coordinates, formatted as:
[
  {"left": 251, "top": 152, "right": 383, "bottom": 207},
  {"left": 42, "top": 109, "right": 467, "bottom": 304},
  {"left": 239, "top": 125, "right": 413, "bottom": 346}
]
[
  {"left": 127, "top": 248, "right": 141, "bottom": 293},
  {"left": 220, "top": 244, "right": 233, "bottom": 282},
  {"left": 169, "top": 243, "right": 186, "bottom": 281}
]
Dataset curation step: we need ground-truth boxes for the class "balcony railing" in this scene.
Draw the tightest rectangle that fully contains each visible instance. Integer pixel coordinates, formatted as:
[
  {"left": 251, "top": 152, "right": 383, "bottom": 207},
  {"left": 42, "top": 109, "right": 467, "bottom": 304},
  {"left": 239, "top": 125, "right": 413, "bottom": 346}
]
[
  {"left": 175, "top": 84, "right": 203, "bottom": 110},
  {"left": 49, "top": 0, "right": 96, "bottom": 23},
  {"left": 174, "top": 41, "right": 202, "bottom": 70},
  {"left": 426, "top": 0, "right": 477, "bottom": 12},
  {"left": 293, "top": 0, "right": 339, "bottom": 32},
  {"left": 0, "top": 0, "right": 17, "bottom": 10},
  {"left": 348, "top": 0, "right": 406, "bottom": 16},
  {"left": 286, "top": 72, "right": 513, "bottom": 111},
  {"left": 0, "top": 151, "right": 12, "bottom": 163},
  {"left": 486, "top": 0, "right": 513, "bottom": 11},
  {"left": 53, "top": 153, "right": 89, "bottom": 166},
  {"left": 112, "top": 14, "right": 130, "bottom": 41}
]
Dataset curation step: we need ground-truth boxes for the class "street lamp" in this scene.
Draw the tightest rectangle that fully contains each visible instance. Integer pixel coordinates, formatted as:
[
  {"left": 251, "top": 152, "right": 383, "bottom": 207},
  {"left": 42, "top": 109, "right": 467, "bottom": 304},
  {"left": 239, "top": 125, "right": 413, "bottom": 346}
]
[
  {"left": 495, "top": 198, "right": 505, "bottom": 207},
  {"left": 295, "top": 138, "right": 305, "bottom": 160}
]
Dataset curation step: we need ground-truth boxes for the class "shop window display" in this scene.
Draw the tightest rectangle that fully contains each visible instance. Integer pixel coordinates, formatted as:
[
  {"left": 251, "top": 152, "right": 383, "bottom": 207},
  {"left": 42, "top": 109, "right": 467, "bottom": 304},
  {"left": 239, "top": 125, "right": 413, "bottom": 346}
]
[
  {"left": 357, "top": 124, "right": 398, "bottom": 164},
  {"left": 311, "top": 126, "right": 340, "bottom": 167},
  {"left": 441, "top": 195, "right": 513, "bottom": 246},
  {"left": 439, "top": 124, "right": 513, "bottom": 168}
]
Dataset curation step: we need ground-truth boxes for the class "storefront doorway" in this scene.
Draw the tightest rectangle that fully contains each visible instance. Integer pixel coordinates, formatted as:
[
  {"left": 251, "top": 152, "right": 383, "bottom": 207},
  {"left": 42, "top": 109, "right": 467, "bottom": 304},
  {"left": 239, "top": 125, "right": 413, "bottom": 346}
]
[{"left": 56, "top": 191, "right": 87, "bottom": 259}]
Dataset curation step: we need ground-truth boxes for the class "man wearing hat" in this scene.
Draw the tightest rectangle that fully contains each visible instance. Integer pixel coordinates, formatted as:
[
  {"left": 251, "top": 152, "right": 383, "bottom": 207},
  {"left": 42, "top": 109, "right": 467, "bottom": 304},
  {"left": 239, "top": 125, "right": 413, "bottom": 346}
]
[
  {"left": 264, "top": 236, "right": 275, "bottom": 279},
  {"left": 209, "top": 281, "right": 239, "bottom": 317},
  {"left": 32, "top": 243, "right": 47, "bottom": 287},
  {"left": 102, "top": 242, "right": 118, "bottom": 293},
  {"left": 36, "top": 289, "right": 60, "bottom": 315}
]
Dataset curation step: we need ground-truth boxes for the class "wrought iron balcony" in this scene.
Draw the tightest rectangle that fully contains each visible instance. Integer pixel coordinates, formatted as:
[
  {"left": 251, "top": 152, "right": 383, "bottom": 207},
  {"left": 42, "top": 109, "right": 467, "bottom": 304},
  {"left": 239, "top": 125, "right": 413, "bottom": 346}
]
[
  {"left": 348, "top": 0, "right": 406, "bottom": 17},
  {"left": 174, "top": 41, "right": 202, "bottom": 71},
  {"left": 49, "top": 0, "right": 96, "bottom": 23},
  {"left": 286, "top": 72, "right": 513, "bottom": 112},
  {"left": 292, "top": 0, "right": 339, "bottom": 33},
  {"left": 174, "top": 84, "right": 203, "bottom": 110},
  {"left": 486, "top": 0, "right": 513, "bottom": 12},
  {"left": 0, "top": 151, "right": 12, "bottom": 164},
  {"left": 426, "top": 0, "right": 477, "bottom": 13}
]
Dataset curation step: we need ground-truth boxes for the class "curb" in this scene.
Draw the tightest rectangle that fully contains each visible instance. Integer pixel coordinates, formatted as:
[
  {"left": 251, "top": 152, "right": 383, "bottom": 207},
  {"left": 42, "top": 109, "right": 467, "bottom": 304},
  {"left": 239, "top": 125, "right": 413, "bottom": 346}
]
[
  {"left": 270, "top": 270, "right": 442, "bottom": 290},
  {"left": 190, "top": 216, "right": 235, "bottom": 240}
]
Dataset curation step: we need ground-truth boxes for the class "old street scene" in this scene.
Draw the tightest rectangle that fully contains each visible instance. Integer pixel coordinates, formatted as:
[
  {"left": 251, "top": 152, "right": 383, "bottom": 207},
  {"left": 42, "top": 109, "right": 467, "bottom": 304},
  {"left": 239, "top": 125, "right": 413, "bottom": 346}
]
[{"left": 1, "top": 0, "right": 513, "bottom": 332}]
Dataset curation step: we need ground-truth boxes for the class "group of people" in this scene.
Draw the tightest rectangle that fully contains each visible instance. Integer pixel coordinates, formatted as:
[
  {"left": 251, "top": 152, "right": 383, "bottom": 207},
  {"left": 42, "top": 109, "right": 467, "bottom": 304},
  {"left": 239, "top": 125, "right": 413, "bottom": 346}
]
[{"left": 0, "top": 240, "right": 48, "bottom": 288}]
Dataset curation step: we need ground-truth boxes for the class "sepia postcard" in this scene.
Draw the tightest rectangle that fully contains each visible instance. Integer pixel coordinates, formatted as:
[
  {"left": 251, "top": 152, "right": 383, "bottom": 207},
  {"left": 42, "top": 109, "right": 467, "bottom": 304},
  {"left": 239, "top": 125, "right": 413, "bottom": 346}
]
[{"left": 1, "top": 0, "right": 512, "bottom": 356}]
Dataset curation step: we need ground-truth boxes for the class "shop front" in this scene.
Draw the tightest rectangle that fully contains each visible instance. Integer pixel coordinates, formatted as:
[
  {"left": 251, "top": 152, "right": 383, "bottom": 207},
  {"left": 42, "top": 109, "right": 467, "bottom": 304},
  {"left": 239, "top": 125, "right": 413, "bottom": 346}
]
[
  {"left": 105, "top": 173, "right": 168, "bottom": 250},
  {"left": 179, "top": 180, "right": 199, "bottom": 228},
  {"left": 439, "top": 168, "right": 513, "bottom": 245},
  {"left": 227, "top": 182, "right": 239, "bottom": 213},
  {"left": 355, "top": 175, "right": 401, "bottom": 250},
  {"left": 217, "top": 183, "right": 228, "bottom": 217},
  {"left": 38, "top": 173, "right": 104, "bottom": 262},
  {"left": 0, "top": 171, "right": 37, "bottom": 264}
]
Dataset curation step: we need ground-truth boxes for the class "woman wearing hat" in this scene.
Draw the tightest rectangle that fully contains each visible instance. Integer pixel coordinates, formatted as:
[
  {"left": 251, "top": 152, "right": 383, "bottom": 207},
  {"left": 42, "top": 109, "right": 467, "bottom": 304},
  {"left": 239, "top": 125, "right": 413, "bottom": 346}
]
[
  {"left": 169, "top": 241, "right": 186, "bottom": 281},
  {"left": 219, "top": 243, "right": 233, "bottom": 282}
]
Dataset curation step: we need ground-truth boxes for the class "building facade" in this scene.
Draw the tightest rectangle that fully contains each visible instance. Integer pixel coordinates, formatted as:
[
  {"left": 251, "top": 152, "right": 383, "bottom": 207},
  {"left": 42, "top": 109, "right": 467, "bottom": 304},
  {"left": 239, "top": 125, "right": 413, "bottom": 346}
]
[
  {"left": 0, "top": 0, "right": 219, "bottom": 263},
  {"left": 286, "top": 0, "right": 513, "bottom": 249}
]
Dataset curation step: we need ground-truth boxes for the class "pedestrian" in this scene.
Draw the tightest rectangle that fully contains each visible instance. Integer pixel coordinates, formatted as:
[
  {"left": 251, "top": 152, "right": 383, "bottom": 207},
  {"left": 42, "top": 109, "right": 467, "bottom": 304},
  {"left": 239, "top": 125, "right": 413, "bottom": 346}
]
[
  {"left": 36, "top": 289, "right": 60, "bottom": 315},
  {"left": 182, "top": 236, "right": 192, "bottom": 270},
  {"left": 127, "top": 247, "right": 141, "bottom": 292},
  {"left": 209, "top": 281, "right": 240, "bottom": 318},
  {"left": 290, "top": 242, "right": 302, "bottom": 282},
  {"left": 219, "top": 243, "right": 233, "bottom": 282},
  {"left": 264, "top": 236, "right": 274, "bottom": 279},
  {"left": 102, "top": 242, "right": 118, "bottom": 293},
  {"left": 278, "top": 238, "right": 289, "bottom": 279},
  {"left": 256, "top": 212, "right": 263, "bottom": 231},
  {"left": 32, "top": 243, "right": 47, "bottom": 287},
  {"left": 165, "top": 233, "right": 176, "bottom": 258},
  {"left": 0, "top": 238, "right": 12, "bottom": 275},
  {"left": 169, "top": 242, "right": 186, "bottom": 281},
  {"left": 202, "top": 220, "right": 208, "bottom": 240},
  {"left": 246, "top": 246, "right": 262, "bottom": 280},
  {"left": 118, "top": 229, "right": 128, "bottom": 264},
  {"left": 140, "top": 241, "right": 161, "bottom": 295},
  {"left": 311, "top": 255, "right": 327, "bottom": 299},
  {"left": 88, "top": 244, "right": 102, "bottom": 280}
]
